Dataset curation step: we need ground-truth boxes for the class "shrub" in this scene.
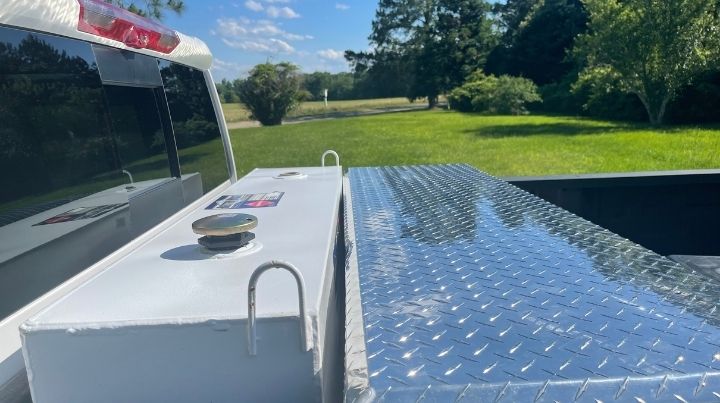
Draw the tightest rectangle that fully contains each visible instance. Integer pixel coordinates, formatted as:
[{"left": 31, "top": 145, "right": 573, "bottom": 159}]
[
  {"left": 448, "top": 71, "right": 492, "bottom": 112},
  {"left": 237, "top": 62, "right": 301, "bottom": 126},
  {"left": 571, "top": 67, "right": 646, "bottom": 121},
  {"left": 448, "top": 72, "right": 541, "bottom": 115},
  {"left": 296, "top": 89, "right": 313, "bottom": 102},
  {"left": 492, "top": 75, "right": 543, "bottom": 114}
]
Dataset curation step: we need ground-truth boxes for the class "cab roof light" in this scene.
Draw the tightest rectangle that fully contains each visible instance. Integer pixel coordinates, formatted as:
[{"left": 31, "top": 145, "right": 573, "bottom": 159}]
[{"left": 77, "top": 0, "right": 180, "bottom": 54}]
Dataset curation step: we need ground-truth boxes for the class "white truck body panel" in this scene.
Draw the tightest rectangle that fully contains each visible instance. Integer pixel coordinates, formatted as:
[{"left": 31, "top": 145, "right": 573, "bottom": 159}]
[
  {"left": 21, "top": 167, "right": 343, "bottom": 402},
  {"left": 0, "top": 0, "right": 212, "bottom": 70}
]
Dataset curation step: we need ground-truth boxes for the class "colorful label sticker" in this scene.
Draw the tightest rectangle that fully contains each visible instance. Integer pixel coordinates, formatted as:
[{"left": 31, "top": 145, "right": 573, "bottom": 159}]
[
  {"left": 206, "top": 192, "right": 285, "bottom": 210},
  {"left": 33, "top": 203, "right": 128, "bottom": 226}
]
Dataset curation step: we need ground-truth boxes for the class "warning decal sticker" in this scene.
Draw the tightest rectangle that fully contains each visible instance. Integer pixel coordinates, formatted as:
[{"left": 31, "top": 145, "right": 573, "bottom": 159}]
[
  {"left": 34, "top": 203, "right": 128, "bottom": 226},
  {"left": 206, "top": 192, "right": 285, "bottom": 210}
]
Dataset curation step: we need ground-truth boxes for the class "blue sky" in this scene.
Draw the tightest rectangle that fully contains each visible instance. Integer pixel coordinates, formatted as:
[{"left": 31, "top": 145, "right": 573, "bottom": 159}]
[{"left": 162, "top": 1, "right": 377, "bottom": 80}]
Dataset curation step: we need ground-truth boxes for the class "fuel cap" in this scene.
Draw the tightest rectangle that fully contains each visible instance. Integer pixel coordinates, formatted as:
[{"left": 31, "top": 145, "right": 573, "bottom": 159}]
[
  {"left": 192, "top": 214, "right": 258, "bottom": 250},
  {"left": 192, "top": 213, "right": 258, "bottom": 236}
]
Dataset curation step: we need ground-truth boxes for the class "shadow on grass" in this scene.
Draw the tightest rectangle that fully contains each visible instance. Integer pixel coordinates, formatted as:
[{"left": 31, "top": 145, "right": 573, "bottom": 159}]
[
  {"left": 287, "top": 104, "right": 432, "bottom": 122},
  {"left": 464, "top": 122, "right": 626, "bottom": 138}
]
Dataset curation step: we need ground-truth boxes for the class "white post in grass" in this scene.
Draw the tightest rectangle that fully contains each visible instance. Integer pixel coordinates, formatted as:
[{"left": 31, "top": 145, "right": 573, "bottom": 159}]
[{"left": 323, "top": 89, "right": 328, "bottom": 108}]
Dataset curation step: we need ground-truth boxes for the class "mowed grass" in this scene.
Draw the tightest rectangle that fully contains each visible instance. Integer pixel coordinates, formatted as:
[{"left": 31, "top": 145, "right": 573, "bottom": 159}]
[
  {"left": 231, "top": 110, "right": 720, "bottom": 177},
  {"left": 222, "top": 97, "right": 419, "bottom": 123},
  {"left": 8, "top": 111, "right": 715, "bottom": 214}
]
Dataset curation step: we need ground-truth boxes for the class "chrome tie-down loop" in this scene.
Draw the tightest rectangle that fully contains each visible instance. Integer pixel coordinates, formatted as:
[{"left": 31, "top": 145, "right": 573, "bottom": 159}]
[
  {"left": 321, "top": 150, "right": 340, "bottom": 167},
  {"left": 247, "top": 260, "right": 311, "bottom": 356}
]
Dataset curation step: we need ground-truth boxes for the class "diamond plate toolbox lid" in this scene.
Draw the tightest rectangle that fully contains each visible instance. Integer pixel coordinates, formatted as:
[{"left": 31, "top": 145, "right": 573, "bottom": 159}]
[{"left": 343, "top": 164, "right": 720, "bottom": 403}]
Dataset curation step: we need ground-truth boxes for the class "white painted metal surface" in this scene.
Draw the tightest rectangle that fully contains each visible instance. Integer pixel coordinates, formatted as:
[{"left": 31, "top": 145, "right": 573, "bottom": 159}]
[
  {"left": 0, "top": 180, "right": 232, "bottom": 394},
  {"left": 21, "top": 167, "right": 343, "bottom": 402},
  {"left": 205, "top": 69, "right": 238, "bottom": 182},
  {"left": 0, "top": 0, "right": 212, "bottom": 70},
  {"left": 0, "top": 178, "right": 171, "bottom": 265}
]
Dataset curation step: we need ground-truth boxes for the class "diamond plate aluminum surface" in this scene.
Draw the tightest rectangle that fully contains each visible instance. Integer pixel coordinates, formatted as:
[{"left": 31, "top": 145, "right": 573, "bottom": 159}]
[{"left": 345, "top": 164, "right": 720, "bottom": 403}]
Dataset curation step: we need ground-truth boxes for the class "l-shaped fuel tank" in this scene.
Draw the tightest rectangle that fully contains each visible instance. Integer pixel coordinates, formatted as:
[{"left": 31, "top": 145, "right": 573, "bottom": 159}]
[{"left": 21, "top": 166, "right": 343, "bottom": 403}]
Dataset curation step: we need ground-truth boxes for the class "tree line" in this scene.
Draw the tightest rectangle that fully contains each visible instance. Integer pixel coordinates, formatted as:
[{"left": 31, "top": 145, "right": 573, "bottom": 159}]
[
  {"left": 118, "top": 0, "right": 719, "bottom": 125},
  {"left": 217, "top": 0, "right": 719, "bottom": 125},
  {"left": 345, "top": 0, "right": 720, "bottom": 125},
  {"left": 216, "top": 68, "right": 410, "bottom": 104}
]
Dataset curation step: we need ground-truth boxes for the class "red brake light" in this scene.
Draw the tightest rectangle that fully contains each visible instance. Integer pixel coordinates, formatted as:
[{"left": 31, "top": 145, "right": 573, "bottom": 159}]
[{"left": 77, "top": 0, "right": 180, "bottom": 54}]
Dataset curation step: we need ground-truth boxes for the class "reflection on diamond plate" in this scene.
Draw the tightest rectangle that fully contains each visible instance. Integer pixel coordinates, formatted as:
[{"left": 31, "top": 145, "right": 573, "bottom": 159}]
[{"left": 345, "top": 164, "right": 720, "bottom": 402}]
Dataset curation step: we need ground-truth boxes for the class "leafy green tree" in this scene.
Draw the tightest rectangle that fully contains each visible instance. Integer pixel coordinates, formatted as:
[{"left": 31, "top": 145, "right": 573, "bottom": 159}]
[
  {"left": 491, "top": 0, "right": 540, "bottom": 46},
  {"left": 327, "top": 73, "right": 356, "bottom": 99},
  {"left": 570, "top": 66, "right": 646, "bottom": 121},
  {"left": 237, "top": 62, "right": 301, "bottom": 126},
  {"left": 487, "top": 0, "right": 587, "bottom": 85},
  {"left": 345, "top": 50, "right": 412, "bottom": 99},
  {"left": 351, "top": 0, "right": 496, "bottom": 108},
  {"left": 303, "top": 72, "right": 333, "bottom": 100},
  {"left": 215, "top": 79, "right": 237, "bottom": 103},
  {"left": 301, "top": 72, "right": 357, "bottom": 100},
  {"left": 575, "top": 0, "right": 720, "bottom": 125},
  {"left": 111, "top": 0, "right": 185, "bottom": 20}
]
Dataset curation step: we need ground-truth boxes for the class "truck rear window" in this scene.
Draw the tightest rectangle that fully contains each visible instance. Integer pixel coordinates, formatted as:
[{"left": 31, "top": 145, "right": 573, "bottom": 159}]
[
  {"left": 160, "top": 60, "right": 228, "bottom": 194},
  {"left": 0, "top": 25, "right": 229, "bottom": 321}
]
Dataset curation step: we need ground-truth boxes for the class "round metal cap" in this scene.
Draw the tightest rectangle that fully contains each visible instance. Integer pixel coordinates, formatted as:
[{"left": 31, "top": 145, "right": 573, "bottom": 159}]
[
  {"left": 192, "top": 213, "right": 258, "bottom": 236},
  {"left": 274, "top": 171, "right": 307, "bottom": 180}
]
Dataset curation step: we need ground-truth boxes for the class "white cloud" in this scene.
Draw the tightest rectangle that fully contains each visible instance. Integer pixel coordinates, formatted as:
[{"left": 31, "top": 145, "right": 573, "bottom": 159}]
[
  {"left": 213, "top": 58, "right": 239, "bottom": 71},
  {"left": 214, "top": 18, "right": 311, "bottom": 54},
  {"left": 244, "top": 0, "right": 263, "bottom": 12},
  {"left": 266, "top": 6, "right": 300, "bottom": 19},
  {"left": 211, "top": 58, "right": 251, "bottom": 78},
  {"left": 215, "top": 18, "right": 248, "bottom": 36},
  {"left": 317, "top": 49, "right": 345, "bottom": 61},
  {"left": 269, "top": 38, "right": 294, "bottom": 53},
  {"left": 222, "top": 38, "right": 295, "bottom": 53},
  {"left": 335, "top": 3, "right": 350, "bottom": 10},
  {"left": 284, "top": 32, "right": 314, "bottom": 41},
  {"left": 265, "top": 0, "right": 290, "bottom": 3}
]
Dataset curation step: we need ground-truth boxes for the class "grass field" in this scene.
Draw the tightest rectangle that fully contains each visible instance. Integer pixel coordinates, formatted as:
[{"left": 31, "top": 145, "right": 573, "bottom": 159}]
[
  {"left": 231, "top": 110, "right": 720, "bottom": 177},
  {"left": 222, "top": 97, "right": 419, "bottom": 123},
  {"left": 6, "top": 111, "right": 718, "bottom": 215}
]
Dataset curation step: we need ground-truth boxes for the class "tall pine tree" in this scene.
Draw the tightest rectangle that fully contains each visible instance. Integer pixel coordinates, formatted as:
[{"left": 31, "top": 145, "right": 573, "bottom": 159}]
[{"left": 349, "top": 0, "right": 496, "bottom": 107}]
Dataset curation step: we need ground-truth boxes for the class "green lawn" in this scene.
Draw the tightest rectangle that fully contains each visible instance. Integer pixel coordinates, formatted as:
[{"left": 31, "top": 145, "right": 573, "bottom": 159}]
[
  {"left": 222, "top": 97, "right": 419, "bottom": 123},
  {"left": 231, "top": 110, "right": 720, "bottom": 177},
  {"left": 6, "top": 111, "right": 718, "bottom": 215}
]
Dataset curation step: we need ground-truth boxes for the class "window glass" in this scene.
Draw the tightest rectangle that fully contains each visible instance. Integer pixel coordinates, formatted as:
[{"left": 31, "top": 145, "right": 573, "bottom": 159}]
[
  {"left": 103, "top": 85, "right": 173, "bottom": 184},
  {"left": 0, "top": 28, "right": 216, "bottom": 321},
  {"left": 0, "top": 27, "right": 130, "bottom": 320},
  {"left": 0, "top": 27, "right": 120, "bottom": 218},
  {"left": 160, "top": 60, "right": 229, "bottom": 196}
]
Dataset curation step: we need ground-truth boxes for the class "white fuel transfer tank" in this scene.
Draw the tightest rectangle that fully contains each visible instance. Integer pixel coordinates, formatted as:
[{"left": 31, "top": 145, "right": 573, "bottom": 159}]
[{"left": 21, "top": 166, "right": 343, "bottom": 403}]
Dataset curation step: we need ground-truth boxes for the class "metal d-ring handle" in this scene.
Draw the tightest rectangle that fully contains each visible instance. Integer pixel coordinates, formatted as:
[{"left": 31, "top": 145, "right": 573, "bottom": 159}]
[
  {"left": 321, "top": 150, "right": 340, "bottom": 167},
  {"left": 247, "top": 260, "right": 311, "bottom": 356}
]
